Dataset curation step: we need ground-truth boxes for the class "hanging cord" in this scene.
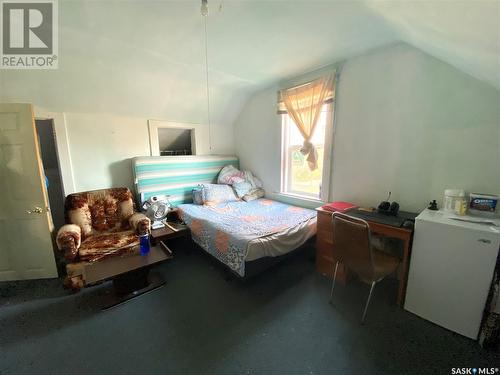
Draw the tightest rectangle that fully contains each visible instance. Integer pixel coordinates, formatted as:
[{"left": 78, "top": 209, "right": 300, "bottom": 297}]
[{"left": 203, "top": 15, "right": 212, "bottom": 151}]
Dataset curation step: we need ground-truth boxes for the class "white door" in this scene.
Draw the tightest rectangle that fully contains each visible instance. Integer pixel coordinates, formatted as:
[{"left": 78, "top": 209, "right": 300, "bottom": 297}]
[{"left": 0, "top": 103, "right": 58, "bottom": 280}]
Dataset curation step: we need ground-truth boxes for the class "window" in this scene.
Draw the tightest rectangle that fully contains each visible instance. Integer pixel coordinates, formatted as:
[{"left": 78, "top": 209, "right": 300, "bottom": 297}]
[
  {"left": 157, "top": 128, "right": 193, "bottom": 156},
  {"left": 148, "top": 120, "right": 200, "bottom": 156},
  {"left": 281, "top": 104, "right": 333, "bottom": 201}
]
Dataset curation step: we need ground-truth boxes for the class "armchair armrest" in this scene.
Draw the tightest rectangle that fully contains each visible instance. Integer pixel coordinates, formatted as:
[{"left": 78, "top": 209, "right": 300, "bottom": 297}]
[
  {"left": 56, "top": 224, "right": 81, "bottom": 261},
  {"left": 129, "top": 213, "right": 151, "bottom": 235}
]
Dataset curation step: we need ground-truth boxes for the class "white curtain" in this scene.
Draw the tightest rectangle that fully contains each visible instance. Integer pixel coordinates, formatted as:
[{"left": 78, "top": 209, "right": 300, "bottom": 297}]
[{"left": 277, "top": 74, "right": 334, "bottom": 170}]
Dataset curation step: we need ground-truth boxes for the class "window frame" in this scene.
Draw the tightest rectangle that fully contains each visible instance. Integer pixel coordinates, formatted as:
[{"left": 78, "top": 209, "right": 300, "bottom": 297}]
[
  {"left": 280, "top": 103, "right": 334, "bottom": 202},
  {"left": 148, "top": 120, "right": 198, "bottom": 156}
]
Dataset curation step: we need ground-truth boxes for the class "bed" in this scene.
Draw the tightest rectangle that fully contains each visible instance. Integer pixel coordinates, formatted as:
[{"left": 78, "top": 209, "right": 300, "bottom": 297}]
[
  {"left": 132, "top": 155, "right": 317, "bottom": 277},
  {"left": 178, "top": 199, "right": 317, "bottom": 277}
]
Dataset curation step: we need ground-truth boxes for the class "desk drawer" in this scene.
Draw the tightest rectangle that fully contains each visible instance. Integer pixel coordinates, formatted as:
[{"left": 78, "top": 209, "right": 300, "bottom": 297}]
[
  {"left": 317, "top": 229, "right": 333, "bottom": 244},
  {"left": 316, "top": 254, "right": 348, "bottom": 284},
  {"left": 316, "top": 238, "right": 333, "bottom": 258},
  {"left": 317, "top": 212, "right": 333, "bottom": 231},
  {"left": 315, "top": 237, "right": 347, "bottom": 283}
]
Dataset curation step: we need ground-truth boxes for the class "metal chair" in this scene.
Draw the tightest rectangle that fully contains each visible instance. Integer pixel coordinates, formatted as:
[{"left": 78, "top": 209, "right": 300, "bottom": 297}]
[{"left": 329, "top": 212, "right": 400, "bottom": 323}]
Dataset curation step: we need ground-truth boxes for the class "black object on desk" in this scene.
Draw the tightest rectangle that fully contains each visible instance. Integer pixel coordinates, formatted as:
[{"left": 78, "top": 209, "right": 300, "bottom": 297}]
[
  {"left": 346, "top": 208, "right": 418, "bottom": 229},
  {"left": 428, "top": 200, "right": 438, "bottom": 210}
]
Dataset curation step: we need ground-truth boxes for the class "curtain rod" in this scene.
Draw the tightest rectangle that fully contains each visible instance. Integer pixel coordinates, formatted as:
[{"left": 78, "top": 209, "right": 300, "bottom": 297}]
[{"left": 279, "top": 70, "right": 339, "bottom": 92}]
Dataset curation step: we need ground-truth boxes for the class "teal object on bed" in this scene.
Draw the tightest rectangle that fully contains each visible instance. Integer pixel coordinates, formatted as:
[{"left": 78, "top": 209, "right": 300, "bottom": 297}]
[{"left": 132, "top": 155, "right": 239, "bottom": 206}]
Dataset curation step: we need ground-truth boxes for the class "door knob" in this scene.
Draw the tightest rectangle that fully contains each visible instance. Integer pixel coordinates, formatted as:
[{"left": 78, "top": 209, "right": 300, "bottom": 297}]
[{"left": 27, "top": 207, "right": 44, "bottom": 214}]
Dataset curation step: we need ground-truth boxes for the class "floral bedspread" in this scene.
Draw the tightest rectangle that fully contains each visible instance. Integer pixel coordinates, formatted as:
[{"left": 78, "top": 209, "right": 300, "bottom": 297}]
[{"left": 178, "top": 199, "right": 316, "bottom": 276}]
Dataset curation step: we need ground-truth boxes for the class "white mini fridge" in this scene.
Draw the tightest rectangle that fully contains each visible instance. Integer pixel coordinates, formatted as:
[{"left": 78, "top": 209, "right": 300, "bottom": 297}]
[{"left": 404, "top": 209, "right": 500, "bottom": 339}]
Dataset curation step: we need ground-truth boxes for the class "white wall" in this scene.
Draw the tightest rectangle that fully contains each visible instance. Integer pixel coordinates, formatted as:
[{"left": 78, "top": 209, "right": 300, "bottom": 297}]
[
  {"left": 233, "top": 44, "right": 500, "bottom": 212},
  {"left": 0, "top": 1, "right": 239, "bottom": 195},
  {"left": 60, "top": 113, "right": 234, "bottom": 193}
]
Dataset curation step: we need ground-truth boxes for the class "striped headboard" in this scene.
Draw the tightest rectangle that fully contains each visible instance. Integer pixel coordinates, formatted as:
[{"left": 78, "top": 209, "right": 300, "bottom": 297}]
[{"left": 132, "top": 155, "right": 239, "bottom": 206}]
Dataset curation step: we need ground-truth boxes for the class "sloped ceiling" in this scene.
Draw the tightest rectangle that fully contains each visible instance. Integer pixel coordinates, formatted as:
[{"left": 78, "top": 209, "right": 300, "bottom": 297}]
[
  {"left": 364, "top": 0, "right": 500, "bottom": 91},
  {"left": 0, "top": 0, "right": 498, "bottom": 126}
]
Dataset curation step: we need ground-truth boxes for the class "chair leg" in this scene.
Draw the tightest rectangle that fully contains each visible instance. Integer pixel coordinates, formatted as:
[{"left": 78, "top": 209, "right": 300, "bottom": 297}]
[
  {"left": 361, "top": 281, "right": 376, "bottom": 324},
  {"left": 329, "top": 261, "right": 339, "bottom": 304}
]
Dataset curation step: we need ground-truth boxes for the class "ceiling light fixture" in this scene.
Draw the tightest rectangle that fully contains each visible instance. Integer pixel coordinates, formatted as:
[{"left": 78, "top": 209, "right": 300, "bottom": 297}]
[{"left": 201, "top": 0, "right": 212, "bottom": 151}]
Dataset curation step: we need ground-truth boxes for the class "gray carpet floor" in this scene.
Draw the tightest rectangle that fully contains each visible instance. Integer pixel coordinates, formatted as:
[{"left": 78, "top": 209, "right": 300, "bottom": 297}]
[{"left": 1, "top": 243, "right": 498, "bottom": 375}]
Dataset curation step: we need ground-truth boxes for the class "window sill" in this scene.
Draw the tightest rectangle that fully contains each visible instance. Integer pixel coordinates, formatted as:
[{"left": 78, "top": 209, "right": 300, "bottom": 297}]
[{"left": 272, "top": 191, "right": 325, "bottom": 208}]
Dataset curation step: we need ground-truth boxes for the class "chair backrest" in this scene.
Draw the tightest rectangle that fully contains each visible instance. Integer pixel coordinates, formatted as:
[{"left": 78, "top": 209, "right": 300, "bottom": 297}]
[
  {"left": 332, "top": 212, "right": 375, "bottom": 282},
  {"left": 64, "top": 187, "right": 135, "bottom": 237}
]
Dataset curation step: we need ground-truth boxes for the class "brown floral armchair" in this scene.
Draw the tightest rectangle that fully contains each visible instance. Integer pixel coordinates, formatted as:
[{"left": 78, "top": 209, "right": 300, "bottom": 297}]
[{"left": 56, "top": 187, "right": 150, "bottom": 290}]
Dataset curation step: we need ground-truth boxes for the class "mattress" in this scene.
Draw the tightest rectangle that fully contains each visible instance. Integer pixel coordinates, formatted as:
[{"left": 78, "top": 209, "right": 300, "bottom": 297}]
[
  {"left": 246, "top": 216, "right": 316, "bottom": 261},
  {"left": 178, "top": 199, "right": 317, "bottom": 276}
]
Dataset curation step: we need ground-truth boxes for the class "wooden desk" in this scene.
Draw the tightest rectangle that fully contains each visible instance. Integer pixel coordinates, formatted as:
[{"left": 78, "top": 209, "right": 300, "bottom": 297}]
[{"left": 316, "top": 207, "right": 414, "bottom": 306}]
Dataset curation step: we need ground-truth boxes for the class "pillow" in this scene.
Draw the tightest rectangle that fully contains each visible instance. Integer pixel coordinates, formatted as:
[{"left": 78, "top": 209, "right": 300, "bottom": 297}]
[
  {"left": 242, "top": 170, "right": 262, "bottom": 189},
  {"left": 253, "top": 176, "right": 263, "bottom": 188},
  {"left": 192, "top": 187, "right": 203, "bottom": 205},
  {"left": 218, "top": 165, "right": 244, "bottom": 185},
  {"left": 233, "top": 181, "right": 252, "bottom": 198},
  {"left": 242, "top": 188, "right": 265, "bottom": 202},
  {"left": 200, "top": 183, "right": 239, "bottom": 205}
]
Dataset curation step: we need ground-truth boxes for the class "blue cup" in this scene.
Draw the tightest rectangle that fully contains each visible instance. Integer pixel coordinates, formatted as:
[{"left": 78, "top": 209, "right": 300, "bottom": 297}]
[{"left": 139, "top": 234, "right": 150, "bottom": 256}]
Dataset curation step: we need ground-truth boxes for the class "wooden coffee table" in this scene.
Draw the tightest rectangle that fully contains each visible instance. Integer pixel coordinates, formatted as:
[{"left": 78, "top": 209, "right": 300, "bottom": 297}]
[{"left": 99, "top": 245, "right": 173, "bottom": 310}]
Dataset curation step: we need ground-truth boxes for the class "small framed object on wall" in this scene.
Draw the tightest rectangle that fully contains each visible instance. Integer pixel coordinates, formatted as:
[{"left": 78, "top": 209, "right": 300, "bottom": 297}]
[{"left": 148, "top": 120, "right": 200, "bottom": 156}]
